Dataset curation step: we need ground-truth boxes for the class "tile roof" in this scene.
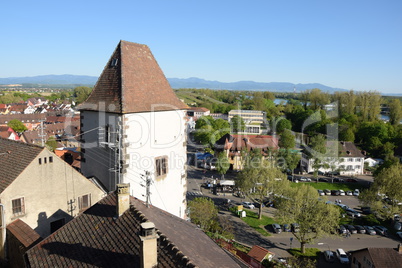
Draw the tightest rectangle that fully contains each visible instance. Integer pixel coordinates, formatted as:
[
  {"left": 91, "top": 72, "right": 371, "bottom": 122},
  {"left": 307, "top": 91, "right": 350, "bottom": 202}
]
[
  {"left": 6, "top": 219, "right": 42, "bottom": 248},
  {"left": 131, "top": 198, "right": 242, "bottom": 268},
  {"left": 327, "top": 141, "right": 365, "bottom": 158},
  {"left": 0, "top": 138, "right": 44, "bottom": 193},
  {"left": 25, "top": 191, "right": 241, "bottom": 268},
  {"left": 351, "top": 247, "right": 402, "bottom": 268},
  {"left": 247, "top": 245, "right": 272, "bottom": 262},
  {"left": 25, "top": 193, "right": 197, "bottom": 268},
  {"left": 79, "top": 40, "right": 188, "bottom": 114},
  {"left": 215, "top": 134, "right": 279, "bottom": 152}
]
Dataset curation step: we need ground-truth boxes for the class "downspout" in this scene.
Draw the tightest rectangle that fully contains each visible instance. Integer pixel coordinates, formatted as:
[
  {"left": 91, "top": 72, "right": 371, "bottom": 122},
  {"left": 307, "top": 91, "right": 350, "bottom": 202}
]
[{"left": 0, "top": 204, "right": 6, "bottom": 260}]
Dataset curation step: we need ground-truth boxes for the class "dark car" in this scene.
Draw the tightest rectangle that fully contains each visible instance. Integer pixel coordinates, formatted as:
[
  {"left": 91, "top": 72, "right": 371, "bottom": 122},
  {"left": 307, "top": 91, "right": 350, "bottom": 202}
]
[
  {"left": 394, "top": 222, "right": 402, "bottom": 231},
  {"left": 345, "top": 224, "right": 357, "bottom": 234},
  {"left": 361, "top": 207, "right": 373, "bottom": 215},
  {"left": 338, "top": 225, "right": 347, "bottom": 234},
  {"left": 333, "top": 178, "right": 345, "bottom": 183},
  {"left": 373, "top": 226, "right": 388, "bottom": 236},
  {"left": 346, "top": 178, "right": 358, "bottom": 183},
  {"left": 319, "top": 177, "right": 329, "bottom": 182},
  {"left": 291, "top": 223, "right": 300, "bottom": 232},
  {"left": 282, "top": 224, "right": 291, "bottom": 232},
  {"left": 331, "top": 190, "right": 340, "bottom": 196},
  {"left": 354, "top": 225, "right": 366, "bottom": 234},
  {"left": 271, "top": 223, "right": 282, "bottom": 233},
  {"left": 363, "top": 226, "right": 376, "bottom": 235}
]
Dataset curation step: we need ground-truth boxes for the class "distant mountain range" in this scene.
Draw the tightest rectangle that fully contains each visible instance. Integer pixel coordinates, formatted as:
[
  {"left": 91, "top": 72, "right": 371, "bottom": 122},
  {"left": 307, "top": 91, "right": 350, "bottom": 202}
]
[{"left": 0, "top": 74, "right": 351, "bottom": 93}]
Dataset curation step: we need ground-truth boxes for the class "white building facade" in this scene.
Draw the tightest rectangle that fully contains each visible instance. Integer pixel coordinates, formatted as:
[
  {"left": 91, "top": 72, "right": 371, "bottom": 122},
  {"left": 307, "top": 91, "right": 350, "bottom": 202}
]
[{"left": 79, "top": 41, "right": 188, "bottom": 219}]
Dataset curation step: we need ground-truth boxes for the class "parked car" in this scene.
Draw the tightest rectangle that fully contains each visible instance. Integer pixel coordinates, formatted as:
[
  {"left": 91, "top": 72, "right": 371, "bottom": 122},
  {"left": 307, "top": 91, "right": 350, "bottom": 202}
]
[
  {"left": 333, "top": 178, "right": 344, "bottom": 183},
  {"left": 345, "top": 224, "right": 357, "bottom": 234},
  {"left": 324, "top": 189, "right": 331, "bottom": 195},
  {"left": 319, "top": 177, "right": 329, "bottom": 182},
  {"left": 394, "top": 222, "right": 402, "bottom": 231},
  {"left": 346, "top": 208, "right": 361, "bottom": 218},
  {"left": 282, "top": 224, "right": 291, "bottom": 232},
  {"left": 324, "top": 250, "right": 335, "bottom": 262},
  {"left": 242, "top": 202, "right": 255, "bottom": 209},
  {"left": 339, "top": 189, "right": 346, "bottom": 196},
  {"left": 361, "top": 207, "right": 373, "bottom": 215},
  {"left": 354, "top": 225, "right": 366, "bottom": 234},
  {"left": 353, "top": 189, "right": 360, "bottom": 196},
  {"left": 336, "top": 203, "right": 349, "bottom": 210},
  {"left": 317, "top": 190, "right": 325, "bottom": 196},
  {"left": 346, "top": 190, "right": 353, "bottom": 196},
  {"left": 338, "top": 225, "right": 347, "bottom": 234},
  {"left": 373, "top": 226, "right": 388, "bottom": 236},
  {"left": 336, "top": 248, "right": 349, "bottom": 264},
  {"left": 271, "top": 223, "right": 282, "bottom": 233},
  {"left": 363, "top": 226, "right": 376, "bottom": 235},
  {"left": 291, "top": 223, "right": 300, "bottom": 232},
  {"left": 346, "top": 178, "right": 358, "bottom": 183},
  {"left": 397, "top": 231, "right": 402, "bottom": 239},
  {"left": 299, "top": 176, "right": 311, "bottom": 182},
  {"left": 331, "top": 190, "right": 340, "bottom": 196}
]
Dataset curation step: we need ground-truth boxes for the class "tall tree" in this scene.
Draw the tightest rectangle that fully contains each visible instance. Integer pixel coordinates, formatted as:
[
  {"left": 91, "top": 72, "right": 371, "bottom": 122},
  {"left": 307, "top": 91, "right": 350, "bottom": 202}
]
[
  {"left": 194, "top": 116, "right": 230, "bottom": 148},
  {"left": 389, "top": 99, "right": 402, "bottom": 126},
  {"left": 187, "top": 197, "right": 218, "bottom": 232},
  {"left": 307, "top": 134, "right": 327, "bottom": 181},
  {"left": 230, "top": 115, "right": 246, "bottom": 134},
  {"left": 73, "top": 86, "right": 93, "bottom": 104},
  {"left": 216, "top": 152, "right": 230, "bottom": 179},
  {"left": 360, "top": 164, "right": 402, "bottom": 221},
  {"left": 276, "top": 184, "right": 340, "bottom": 253},
  {"left": 279, "top": 129, "right": 295, "bottom": 149},
  {"left": 237, "top": 151, "right": 287, "bottom": 219}
]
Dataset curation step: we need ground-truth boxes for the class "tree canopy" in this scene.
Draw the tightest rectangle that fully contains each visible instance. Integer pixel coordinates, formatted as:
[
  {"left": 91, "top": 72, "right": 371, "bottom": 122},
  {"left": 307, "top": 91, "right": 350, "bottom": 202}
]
[
  {"left": 7, "top": 119, "right": 27, "bottom": 133},
  {"left": 187, "top": 197, "right": 219, "bottom": 232}
]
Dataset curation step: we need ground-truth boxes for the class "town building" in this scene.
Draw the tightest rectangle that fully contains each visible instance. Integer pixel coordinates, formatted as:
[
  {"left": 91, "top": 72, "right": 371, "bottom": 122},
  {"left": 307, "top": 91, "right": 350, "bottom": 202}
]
[
  {"left": 79, "top": 41, "right": 188, "bottom": 219},
  {"left": 228, "top": 110, "right": 267, "bottom": 134},
  {"left": 0, "top": 138, "right": 105, "bottom": 260},
  {"left": 349, "top": 246, "right": 402, "bottom": 268},
  {"left": 300, "top": 141, "right": 365, "bottom": 175}
]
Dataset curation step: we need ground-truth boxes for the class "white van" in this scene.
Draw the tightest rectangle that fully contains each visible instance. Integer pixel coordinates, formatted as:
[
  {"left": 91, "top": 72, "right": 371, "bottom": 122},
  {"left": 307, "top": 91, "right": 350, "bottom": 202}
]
[{"left": 336, "top": 248, "right": 349, "bottom": 264}]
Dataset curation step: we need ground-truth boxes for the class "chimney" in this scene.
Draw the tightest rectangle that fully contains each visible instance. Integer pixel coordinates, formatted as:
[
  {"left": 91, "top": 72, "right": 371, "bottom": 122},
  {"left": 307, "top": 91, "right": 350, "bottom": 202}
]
[
  {"left": 140, "top": 222, "right": 159, "bottom": 268},
  {"left": 398, "top": 244, "right": 402, "bottom": 254},
  {"left": 116, "top": 183, "right": 130, "bottom": 217}
]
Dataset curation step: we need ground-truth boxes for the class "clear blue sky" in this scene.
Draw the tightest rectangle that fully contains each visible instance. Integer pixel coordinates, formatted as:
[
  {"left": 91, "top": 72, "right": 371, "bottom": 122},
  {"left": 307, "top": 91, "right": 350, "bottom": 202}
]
[{"left": 2, "top": 0, "right": 402, "bottom": 93}]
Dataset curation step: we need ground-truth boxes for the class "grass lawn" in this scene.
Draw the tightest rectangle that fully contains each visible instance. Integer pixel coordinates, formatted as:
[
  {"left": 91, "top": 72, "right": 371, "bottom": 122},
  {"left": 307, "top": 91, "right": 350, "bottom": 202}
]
[
  {"left": 241, "top": 209, "right": 276, "bottom": 236},
  {"left": 289, "top": 247, "right": 321, "bottom": 259}
]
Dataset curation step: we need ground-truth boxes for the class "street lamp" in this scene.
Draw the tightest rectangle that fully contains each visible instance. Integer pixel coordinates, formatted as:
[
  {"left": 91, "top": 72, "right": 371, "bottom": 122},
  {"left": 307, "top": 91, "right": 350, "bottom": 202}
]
[{"left": 317, "top": 242, "right": 330, "bottom": 251}]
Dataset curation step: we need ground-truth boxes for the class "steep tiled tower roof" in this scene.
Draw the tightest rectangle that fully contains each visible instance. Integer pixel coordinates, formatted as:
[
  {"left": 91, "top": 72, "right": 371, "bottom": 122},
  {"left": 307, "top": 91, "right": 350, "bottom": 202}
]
[{"left": 79, "top": 40, "right": 187, "bottom": 113}]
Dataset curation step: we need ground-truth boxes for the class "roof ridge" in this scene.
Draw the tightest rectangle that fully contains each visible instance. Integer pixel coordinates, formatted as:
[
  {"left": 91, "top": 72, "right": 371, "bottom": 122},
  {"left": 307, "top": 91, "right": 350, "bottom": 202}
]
[
  {"left": 130, "top": 206, "right": 198, "bottom": 268},
  {"left": 0, "top": 136, "right": 44, "bottom": 150}
]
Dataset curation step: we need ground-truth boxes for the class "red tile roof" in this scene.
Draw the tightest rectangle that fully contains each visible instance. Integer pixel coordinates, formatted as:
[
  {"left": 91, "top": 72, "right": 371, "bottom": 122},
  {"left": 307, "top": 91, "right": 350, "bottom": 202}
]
[
  {"left": 247, "top": 245, "right": 273, "bottom": 262},
  {"left": 79, "top": 40, "right": 187, "bottom": 114},
  {"left": 7, "top": 219, "right": 42, "bottom": 248},
  {"left": 215, "top": 134, "right": 279, "bottom": 152}
]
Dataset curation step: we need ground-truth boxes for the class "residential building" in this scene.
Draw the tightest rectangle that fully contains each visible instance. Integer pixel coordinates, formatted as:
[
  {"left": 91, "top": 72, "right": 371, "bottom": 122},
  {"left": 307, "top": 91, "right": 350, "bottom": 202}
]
[
  {"left": 0, "top": 126, "right": 20, "bottom": 141},
  {"left": 215, "top": 133, "right": 279, "bottom": 170},
  {"left": 24, "top": 184, "right": 241, "bottom": 268},
  {"left": 0, "top": 137, "right": 105, "bottom": 260},
  {"left": 349, "top": 246, "right": 402, "bottom": 268},
  {"left": 228, "top": 110, "right": 267, "bottom": 134},
  {"left": 186, "top": 107, "right": 210, "bottom": 119},
  {"left": 79, "top": 41, "right": 188, "bottom": 219},
  {"left": 300, "top": 141, "right": 365, "bottom": 175},
  {"left": 0, "top": 114, "right": 46, "bottom": 131}
]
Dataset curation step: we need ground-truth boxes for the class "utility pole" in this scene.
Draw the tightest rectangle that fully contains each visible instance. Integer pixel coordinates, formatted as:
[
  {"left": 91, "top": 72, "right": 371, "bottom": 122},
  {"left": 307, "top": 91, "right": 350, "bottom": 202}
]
[
  {"left": 145, "top": 171, "right": 151, "bottom": 208},
  {"left": 38, "top": 119, "right": 46, "bottom": 147},
  {"left": 67, "top": 199, "right": 76, "bottom": 217}
]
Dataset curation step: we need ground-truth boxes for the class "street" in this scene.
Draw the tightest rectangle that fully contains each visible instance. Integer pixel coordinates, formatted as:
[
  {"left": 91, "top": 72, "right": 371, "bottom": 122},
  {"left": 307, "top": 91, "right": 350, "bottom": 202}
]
[{"left": 186, "top": 164, "right": 402, "bottom": 267}]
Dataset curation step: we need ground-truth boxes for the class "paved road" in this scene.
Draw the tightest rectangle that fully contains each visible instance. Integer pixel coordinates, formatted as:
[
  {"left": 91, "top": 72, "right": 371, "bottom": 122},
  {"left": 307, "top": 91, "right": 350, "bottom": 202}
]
[{"left": 186, "top": 165, "right": 400, "bottom": 267}]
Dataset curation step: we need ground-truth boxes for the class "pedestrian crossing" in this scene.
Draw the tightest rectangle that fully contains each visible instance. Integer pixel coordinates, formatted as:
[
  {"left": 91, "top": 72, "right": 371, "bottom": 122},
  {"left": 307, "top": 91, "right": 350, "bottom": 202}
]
[{"left": 186, "top": 191, "right": 203, "bottom": 196}]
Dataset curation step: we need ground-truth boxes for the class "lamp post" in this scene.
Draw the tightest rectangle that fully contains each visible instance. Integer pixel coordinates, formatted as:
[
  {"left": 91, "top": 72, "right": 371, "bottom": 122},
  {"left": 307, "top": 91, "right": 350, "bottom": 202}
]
[{"left": 318, "top": 242, "right": 330, "bottom": 252}]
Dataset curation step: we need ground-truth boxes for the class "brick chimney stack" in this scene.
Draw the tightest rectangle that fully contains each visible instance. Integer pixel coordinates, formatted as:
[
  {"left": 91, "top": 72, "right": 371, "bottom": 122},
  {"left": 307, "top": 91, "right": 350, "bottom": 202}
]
[
  {"left": 140, "top": 222, "right": 159, "bottom": 268},
  {"left": 116, "top": 183, "right": 130, "bottom": 217}
]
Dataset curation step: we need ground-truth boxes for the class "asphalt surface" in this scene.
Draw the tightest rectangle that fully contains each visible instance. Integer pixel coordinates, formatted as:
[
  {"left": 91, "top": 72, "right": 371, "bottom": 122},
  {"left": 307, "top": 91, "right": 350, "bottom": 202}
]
[{"left": 186, "top": 165, "right": 401, "bottom": 267}]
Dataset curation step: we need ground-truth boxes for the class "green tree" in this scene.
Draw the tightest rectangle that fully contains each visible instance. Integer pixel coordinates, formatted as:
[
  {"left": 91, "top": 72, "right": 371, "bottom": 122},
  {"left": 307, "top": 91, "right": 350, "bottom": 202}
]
[
  {"left": 276, "top": 118, "right": 292, "bottom": 134},
  {"left": 389, "top": 99, "right": 402, "bottom": 126},
  {"left": 276, "top": 184, "right": 340, "bottom": 254},
  {"left": 237, "top": 151, "right": 287, "bottom": 219},
  {"left": 307, "top": 134, "right": 327, "bottom": 181},
  {"left": 279, "top": 129, "right": 295, "bottom": 149},
  {"left": 194, "top": 116, "right": 230, "bottom": 148},
  {"left": 45, "top": 136, "right": 58, "bottom": 151},
  {"left": 278, "top": 149, "right": 301, "bottom": 179},
  {"left": 230, "top": 115, "right": 246, "bottom": 134},
  {"left": 216, "top": 152, "right": 230, "bottom": 179},
  {"left": 187, "top": 197, "right": 219, "bottom": 232},
  {"left": 359, "top": 164, "right": 402, "bottom": 221},
  {"left": 73, "top": 86, "right": 93, "bottom": 104},
  {"left": 7, "top": 119, "right": 27, "bottom": 133}
]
